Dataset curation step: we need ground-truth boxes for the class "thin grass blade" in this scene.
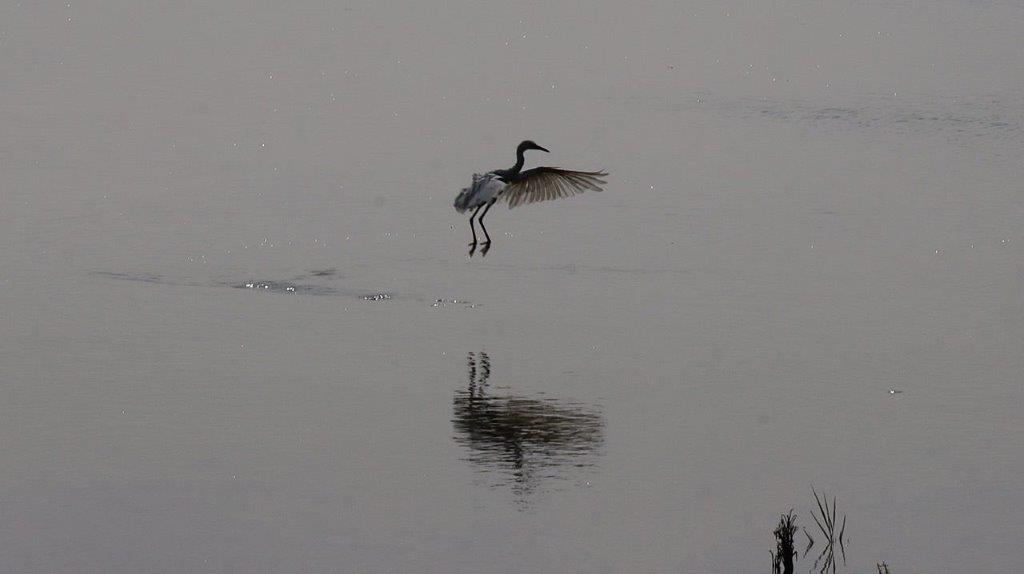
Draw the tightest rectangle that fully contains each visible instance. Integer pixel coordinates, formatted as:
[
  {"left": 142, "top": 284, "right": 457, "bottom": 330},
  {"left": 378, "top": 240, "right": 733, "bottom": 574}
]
[
  {"left": 838, "top": 515, "right": 847, "bottom": 562},
  {"left": 812, "top": 487, "right": 830, "bottom": 533},
  {"left": 831, "top": 495, "right": 837, "bottom": 534}
]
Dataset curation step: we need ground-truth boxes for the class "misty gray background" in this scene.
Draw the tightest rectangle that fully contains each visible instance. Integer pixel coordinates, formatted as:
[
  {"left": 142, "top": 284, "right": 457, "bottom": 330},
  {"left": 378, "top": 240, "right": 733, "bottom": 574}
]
[{"left": 2, "top": 1, "right": 1022, "bottom": 572}]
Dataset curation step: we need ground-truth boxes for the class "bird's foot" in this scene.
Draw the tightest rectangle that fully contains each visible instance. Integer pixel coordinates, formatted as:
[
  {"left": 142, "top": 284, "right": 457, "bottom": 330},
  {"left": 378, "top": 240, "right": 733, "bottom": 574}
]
[
  {"left": 480, "top": 241, "right": 492, "bottom": 256},
  {"left": 468, "top": 242, "right": 477, "bottom": 257}
]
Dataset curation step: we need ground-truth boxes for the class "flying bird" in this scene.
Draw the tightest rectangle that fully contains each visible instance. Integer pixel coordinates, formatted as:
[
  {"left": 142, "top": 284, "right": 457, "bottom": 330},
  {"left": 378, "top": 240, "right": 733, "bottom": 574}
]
[{"left": 454, "top": 140, "right": 607, "bottom": 256}]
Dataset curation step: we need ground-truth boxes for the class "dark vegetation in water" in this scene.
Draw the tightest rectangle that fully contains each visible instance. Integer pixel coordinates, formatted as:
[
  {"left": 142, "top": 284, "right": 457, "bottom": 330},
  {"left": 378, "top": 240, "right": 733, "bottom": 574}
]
[
  {"left": 771, "top": 510, "right": 798, "bottom": 574},
  {"left": 772, "top": 487, "right": 854, "bottom": 573},
  {"left": 808, "top": 487, "right": 847, "bottom": 573}
]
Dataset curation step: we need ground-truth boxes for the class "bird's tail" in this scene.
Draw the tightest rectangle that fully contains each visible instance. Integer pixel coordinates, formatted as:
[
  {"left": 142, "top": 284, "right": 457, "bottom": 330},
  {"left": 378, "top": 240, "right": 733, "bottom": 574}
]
[
  {"left": 454, "top": 173, "right": 494, "bottom": 212},
  {"left": 453, "top": 187, "right": 472, "bottom": 213}
]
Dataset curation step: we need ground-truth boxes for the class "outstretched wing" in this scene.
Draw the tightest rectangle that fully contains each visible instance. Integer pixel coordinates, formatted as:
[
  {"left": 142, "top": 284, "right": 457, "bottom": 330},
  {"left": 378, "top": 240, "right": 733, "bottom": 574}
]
[{"left": 503, "top": 167, "right": 608, "bottom": 209}]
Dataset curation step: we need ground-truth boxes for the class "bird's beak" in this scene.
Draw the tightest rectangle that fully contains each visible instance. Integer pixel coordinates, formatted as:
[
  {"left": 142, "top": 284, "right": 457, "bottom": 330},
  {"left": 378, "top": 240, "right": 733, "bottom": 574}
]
[{"left": 536, "top": 145, "right": 550, "bottom": 153}]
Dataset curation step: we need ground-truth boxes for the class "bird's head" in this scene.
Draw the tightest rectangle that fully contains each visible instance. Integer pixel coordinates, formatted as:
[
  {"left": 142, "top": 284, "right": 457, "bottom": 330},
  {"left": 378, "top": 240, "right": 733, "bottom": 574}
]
[{"left": 518, "top": 140, "right": 550, "bottom": 154}]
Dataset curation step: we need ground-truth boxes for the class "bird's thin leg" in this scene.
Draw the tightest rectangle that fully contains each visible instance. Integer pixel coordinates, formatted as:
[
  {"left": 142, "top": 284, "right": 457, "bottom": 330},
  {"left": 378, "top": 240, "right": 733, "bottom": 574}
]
[
  {"left": 478, "top": 199, "right": 496, "bottom": 255},
  {"left": 467, "top": 204, "right": 484, "bottom": 256}
]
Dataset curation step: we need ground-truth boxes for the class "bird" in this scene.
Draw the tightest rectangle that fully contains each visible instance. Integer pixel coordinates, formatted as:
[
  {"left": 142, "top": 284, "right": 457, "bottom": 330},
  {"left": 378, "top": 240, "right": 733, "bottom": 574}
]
[{"left": 453, "top": 140, "right": 608, "bottom": 256}]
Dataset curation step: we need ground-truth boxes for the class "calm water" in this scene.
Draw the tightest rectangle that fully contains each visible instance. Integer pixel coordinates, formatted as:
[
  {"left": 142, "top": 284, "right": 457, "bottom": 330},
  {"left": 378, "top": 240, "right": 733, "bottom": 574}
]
[{"left": 2, "top": 1, "right": 1023, "bottom": 572}]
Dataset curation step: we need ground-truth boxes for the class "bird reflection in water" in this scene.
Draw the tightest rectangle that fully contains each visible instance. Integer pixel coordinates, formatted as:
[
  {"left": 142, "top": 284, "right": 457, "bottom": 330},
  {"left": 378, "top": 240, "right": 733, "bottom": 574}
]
[{"left": 452, "top": 351, "right": 604, "bottom": 499}]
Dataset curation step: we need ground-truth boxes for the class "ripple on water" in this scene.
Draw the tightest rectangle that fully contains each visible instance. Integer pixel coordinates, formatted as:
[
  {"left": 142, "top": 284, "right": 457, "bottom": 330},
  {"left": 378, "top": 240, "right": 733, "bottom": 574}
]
[
  {"left": 433, "top": 298, "right": 477, "bottom": 309},
  {"left": 97, "top": 270, "right": 413, "bottom": 304},
  {"left": 93, "top": 271, "right": 166, "bottom": 284},
  {"left": 234, "top": 280, "right": 341, "bottom": 296},
  {"left": 362, "top": 292, "right": 393, "bottom": 301}
]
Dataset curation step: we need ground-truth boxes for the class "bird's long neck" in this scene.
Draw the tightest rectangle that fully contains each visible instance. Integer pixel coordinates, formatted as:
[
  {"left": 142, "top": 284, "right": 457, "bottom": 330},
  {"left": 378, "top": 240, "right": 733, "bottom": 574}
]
[{"left": 511, "top": 146, "right": 527, "bottom": 175}]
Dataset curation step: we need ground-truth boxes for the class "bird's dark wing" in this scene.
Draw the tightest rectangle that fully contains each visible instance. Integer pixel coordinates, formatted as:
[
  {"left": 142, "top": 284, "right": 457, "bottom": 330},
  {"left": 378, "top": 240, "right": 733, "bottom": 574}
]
[{"left": 503, "top": 167, "right": 608, "bottom": 209}]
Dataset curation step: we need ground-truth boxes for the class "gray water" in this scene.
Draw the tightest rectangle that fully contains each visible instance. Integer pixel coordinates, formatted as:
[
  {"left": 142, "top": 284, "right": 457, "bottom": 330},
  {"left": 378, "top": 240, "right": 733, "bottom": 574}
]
[{"left": 2, "top": 1, "right": 1023, "bottom": 572}]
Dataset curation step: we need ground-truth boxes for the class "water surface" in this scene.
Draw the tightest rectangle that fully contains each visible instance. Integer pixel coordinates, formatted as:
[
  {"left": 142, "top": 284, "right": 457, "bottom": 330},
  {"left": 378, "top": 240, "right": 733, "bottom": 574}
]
[{"left": 2, "top": 1, "right": 1023, "bottom": 572}]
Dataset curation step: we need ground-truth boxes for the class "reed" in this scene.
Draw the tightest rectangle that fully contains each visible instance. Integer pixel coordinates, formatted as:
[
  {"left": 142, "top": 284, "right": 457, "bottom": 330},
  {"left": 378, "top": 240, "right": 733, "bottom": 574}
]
[
  {"left": 771, "top": 510, "right": 799, "bottom": 574},
  {"left": 809, "top": 486, "right": 847, "bottom": 573}
]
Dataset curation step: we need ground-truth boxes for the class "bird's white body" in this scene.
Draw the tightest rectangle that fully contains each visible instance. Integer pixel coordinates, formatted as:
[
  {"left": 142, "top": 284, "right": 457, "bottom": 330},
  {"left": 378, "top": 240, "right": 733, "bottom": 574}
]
[{"left": 453, "top": 172, "right": 505, "bottom": 213}]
